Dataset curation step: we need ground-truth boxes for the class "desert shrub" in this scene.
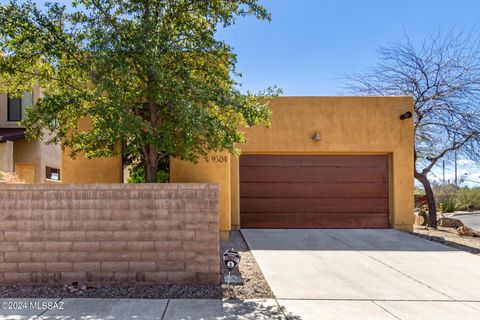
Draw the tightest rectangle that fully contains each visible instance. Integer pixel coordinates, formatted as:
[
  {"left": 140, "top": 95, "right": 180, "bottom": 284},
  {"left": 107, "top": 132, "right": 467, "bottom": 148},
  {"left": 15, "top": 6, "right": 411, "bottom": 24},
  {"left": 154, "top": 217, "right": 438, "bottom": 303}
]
[
  {"left": 455, "top": 188, "right": 480, "bottom": 211},
  {"left": 440, "top": 198, "right": 457, "bottom": 213},
  {"left": 0, "top": 171, "right": 25, "bottom": 184},
  {"left": 127, "top": 166, "right": 168, "bottom": 183},
  {"left": 433, "top": 184, "right": 457, "bottom": 205},
  {"left": 127, "top": 158, "right": 169, "bottom": 183}
]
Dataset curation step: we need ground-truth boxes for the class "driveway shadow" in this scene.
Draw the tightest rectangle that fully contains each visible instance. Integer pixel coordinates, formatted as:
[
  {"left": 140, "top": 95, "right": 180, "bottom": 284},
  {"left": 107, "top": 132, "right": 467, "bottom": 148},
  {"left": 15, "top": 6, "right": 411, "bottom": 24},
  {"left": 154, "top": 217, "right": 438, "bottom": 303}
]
[
  {"left": 163, "top": 299, "right": 301, "bottom": 320},
  {"left": 242, "top": 228, "right": 460, "bottom": 251}
]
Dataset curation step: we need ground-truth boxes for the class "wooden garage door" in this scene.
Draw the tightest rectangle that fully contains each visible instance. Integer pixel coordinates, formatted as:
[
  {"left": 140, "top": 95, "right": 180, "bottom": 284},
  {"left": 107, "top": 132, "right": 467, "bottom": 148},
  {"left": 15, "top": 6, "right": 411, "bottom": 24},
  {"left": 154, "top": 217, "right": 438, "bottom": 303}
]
[{"left": 240, "top": 155, "right": 389, "bottom": 228}]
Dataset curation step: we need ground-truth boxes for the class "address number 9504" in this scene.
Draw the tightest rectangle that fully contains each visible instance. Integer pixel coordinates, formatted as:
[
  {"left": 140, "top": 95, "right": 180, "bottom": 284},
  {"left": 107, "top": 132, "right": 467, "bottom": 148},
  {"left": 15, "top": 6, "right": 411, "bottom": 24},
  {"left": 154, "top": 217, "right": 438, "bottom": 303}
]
[{"left": 211, "top": 155, "right": 228, "bottom": 163}]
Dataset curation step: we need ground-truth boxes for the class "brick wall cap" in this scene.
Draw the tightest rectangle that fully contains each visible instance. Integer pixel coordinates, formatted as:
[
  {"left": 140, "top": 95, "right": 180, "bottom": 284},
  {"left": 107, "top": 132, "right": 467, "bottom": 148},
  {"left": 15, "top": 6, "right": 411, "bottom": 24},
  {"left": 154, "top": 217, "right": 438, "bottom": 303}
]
[{"left": 0, "top": 183, "right": 218, "bottom": 190}]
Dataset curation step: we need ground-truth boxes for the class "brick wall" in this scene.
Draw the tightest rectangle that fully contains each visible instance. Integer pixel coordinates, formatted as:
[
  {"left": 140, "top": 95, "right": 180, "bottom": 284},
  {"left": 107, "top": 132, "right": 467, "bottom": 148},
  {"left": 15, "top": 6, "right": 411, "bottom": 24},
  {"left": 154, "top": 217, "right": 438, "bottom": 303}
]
[{"left": 0, "top": 183, "right": 219, "bottom": 285}]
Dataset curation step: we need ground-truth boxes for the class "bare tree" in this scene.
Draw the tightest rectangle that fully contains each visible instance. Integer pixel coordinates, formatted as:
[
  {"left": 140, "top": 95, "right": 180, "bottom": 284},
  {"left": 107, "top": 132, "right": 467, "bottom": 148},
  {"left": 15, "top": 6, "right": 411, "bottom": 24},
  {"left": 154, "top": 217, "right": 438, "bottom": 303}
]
[{"left": 349, "top": 31, "right": 480, "bottom": 228}]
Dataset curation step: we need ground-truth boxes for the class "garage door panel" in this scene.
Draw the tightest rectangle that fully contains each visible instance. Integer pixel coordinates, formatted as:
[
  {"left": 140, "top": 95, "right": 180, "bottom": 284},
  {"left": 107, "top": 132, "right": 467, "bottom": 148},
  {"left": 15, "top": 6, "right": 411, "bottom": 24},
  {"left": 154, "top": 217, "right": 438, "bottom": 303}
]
[
  {"left": 240, "top": 154, "right": 388, "bottom": 168},
  {"left": 240, "top": 182, "right": 389, "bottom": 198},
  {"left": 241, "top": 212, "right": 390, "bottom": 228},
  {"left": 240, "top": 197, "right": 388, "bottom": 213},
  {"left": 241, "top": 167, "right": 387, "bottom": 183},
  {"left": 240, "top": 154, "right": 390, "bottom": 229}
]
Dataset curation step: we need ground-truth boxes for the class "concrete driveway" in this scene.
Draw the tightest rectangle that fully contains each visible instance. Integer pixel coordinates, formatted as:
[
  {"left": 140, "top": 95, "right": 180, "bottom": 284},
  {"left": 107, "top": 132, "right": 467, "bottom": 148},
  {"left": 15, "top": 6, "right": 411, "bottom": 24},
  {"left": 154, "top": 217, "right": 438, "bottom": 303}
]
[{"left": 242, "top": 229, "right": 480, "bottom": 320}]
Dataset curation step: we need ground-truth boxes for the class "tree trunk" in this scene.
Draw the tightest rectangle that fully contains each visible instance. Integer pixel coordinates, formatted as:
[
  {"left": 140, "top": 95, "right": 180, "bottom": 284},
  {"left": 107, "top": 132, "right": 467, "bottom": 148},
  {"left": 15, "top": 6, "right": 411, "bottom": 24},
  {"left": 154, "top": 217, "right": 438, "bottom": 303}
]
[
  {"left": 143, "top": 101, "right": 159, "bottom": 183},
  {"left": 414, "top": 171, "right": 437, "bottom": 228},
  {"left": 145, "top": 146, "right": 159, "bottom": 183}
]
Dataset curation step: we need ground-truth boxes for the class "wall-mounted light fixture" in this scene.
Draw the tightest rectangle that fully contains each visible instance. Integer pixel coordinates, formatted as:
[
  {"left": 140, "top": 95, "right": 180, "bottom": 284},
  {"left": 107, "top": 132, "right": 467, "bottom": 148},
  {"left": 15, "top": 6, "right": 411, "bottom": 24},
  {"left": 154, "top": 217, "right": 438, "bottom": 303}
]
[
  {"left": 312, "top": 132, "right": 321, "bottom": 142},
  {"left": 400, "top": 111, "right": 413, "bottom": 120}
]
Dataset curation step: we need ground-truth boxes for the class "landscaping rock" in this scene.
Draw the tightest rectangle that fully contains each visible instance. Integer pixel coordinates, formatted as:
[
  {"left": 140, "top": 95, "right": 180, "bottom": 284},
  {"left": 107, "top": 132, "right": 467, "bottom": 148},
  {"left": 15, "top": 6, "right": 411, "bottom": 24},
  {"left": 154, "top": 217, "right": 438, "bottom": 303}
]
[
  {"left": 414, "top": 211, "right": 427, "bottom": 226},
  {"left": 457, "top": 225, "right": 480, "bottom": 237},
  {"left": 412, "top": 226, "right": 480, "bottom": 255},
  {"left": 438, "top": 217, "right": 464, "bottom": 228}
]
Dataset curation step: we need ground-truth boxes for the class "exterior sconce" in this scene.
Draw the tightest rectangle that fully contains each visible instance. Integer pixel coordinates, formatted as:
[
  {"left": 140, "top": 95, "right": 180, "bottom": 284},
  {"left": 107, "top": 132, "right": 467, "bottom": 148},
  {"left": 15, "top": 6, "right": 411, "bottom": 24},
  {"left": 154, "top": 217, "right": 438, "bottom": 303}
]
[
  {"left": 312, "top": 132, "right": 321, "bottom": 142},
  {"left": 400, "top": 111, "right": 413, "bottom": 120}
]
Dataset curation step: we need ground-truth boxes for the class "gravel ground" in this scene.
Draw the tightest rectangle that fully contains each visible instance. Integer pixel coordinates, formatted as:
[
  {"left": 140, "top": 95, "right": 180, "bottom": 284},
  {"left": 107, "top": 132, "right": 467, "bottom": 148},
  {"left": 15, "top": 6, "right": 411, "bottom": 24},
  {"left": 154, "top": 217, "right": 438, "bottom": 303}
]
[
  {"left": 411, "top": 226, "right": 480, "bottom": 256},
  {"left": 219, "top": 230, "right": 274, "bottom": 299},
  {"left": 0, "top": 231, "right": 273, "bottom": 300},
  {"left": 0, "top": 284, "right": 222, "bottom": 299}
]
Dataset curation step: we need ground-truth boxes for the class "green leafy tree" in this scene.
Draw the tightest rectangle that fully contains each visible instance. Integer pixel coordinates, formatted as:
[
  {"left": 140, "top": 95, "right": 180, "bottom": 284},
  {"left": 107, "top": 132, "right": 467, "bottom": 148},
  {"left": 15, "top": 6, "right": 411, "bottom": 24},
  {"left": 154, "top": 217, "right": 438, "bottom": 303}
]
[{"left": 0, "top": 0, "right": 280, "bottom": 182}]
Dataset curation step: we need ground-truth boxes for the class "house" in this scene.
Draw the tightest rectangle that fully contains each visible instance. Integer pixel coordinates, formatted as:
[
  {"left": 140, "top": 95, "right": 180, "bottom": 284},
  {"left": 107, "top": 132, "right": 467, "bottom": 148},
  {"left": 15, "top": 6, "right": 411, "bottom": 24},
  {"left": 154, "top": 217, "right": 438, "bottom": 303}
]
[
  {"left": 170, "top": 97, "right": 414, "bottom": 240},
  {"left": 0, "top": 89, "right": 61, "bottom": 183},
  {"left": 32, "top": 95, "right": 414, "bottom": 239},
  {"left": 0, "top": 86, "right": 123, "bottom": 184}
]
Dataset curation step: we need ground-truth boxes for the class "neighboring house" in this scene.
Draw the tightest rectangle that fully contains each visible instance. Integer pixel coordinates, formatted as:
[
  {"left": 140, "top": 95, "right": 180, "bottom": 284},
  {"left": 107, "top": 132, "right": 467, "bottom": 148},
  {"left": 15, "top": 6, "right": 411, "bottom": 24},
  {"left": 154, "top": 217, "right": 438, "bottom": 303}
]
[
  {"left": 0, "top": 89, "right": 61, "bottom": 183},
  {"left": 0, "top": 86, "right": 123, "bottom": 184}
]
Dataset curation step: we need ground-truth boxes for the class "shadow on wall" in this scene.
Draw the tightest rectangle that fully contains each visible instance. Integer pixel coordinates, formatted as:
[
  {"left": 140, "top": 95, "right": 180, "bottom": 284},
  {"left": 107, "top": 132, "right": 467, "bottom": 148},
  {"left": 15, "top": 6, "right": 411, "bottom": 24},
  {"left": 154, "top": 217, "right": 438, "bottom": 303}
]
[{"left": 241, "top": 229, "right": 460, "bottom": 251}]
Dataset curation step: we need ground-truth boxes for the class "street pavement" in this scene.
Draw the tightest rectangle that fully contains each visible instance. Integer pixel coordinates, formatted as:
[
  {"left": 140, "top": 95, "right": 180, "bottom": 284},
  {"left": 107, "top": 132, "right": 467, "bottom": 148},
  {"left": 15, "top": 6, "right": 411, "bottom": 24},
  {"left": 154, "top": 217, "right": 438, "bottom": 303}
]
[{"left": 453, "top": 212, "right": 480, "bottom": 230}]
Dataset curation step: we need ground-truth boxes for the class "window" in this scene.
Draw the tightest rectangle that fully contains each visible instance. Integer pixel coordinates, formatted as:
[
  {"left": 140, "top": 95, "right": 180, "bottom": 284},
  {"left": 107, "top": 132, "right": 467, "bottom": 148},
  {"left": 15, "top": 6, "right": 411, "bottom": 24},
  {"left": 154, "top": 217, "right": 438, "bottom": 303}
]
[
  {"left": 7, "top": 92, "right": 33, "bottom": 122},
  {"left": 7, "top": 96, "right": 22, "bottom": 122},
  {"left": 46, "top": 167, "right": 61, "bottom": 181}
]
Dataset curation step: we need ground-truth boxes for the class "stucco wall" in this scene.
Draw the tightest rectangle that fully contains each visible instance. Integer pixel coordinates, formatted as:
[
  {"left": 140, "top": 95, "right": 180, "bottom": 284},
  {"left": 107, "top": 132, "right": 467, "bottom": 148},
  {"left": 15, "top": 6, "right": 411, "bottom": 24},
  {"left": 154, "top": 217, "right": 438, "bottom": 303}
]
[
  {"left": 0, "top": 183, "right": 219, "bottom": 285},
  {"left": 11, "top": 138, "right": 61, "bottom": 183},
  {"left": 170, "top": 151, "right": 231, "bottom": 240},
  {"left": 0, "top": 141, "right": 14, "bottom": 172},
  {"left": 61, "top": 118, "right": 123, "bottom": 183},
  {"left": 12, "top": 139, "right": 42, "bottom": 183},
  {"left": 41, "top": 130, "right": 62, "bottom": 180},
  {"left": 170, "top": 96, "right": 414, "bottom": 233}
]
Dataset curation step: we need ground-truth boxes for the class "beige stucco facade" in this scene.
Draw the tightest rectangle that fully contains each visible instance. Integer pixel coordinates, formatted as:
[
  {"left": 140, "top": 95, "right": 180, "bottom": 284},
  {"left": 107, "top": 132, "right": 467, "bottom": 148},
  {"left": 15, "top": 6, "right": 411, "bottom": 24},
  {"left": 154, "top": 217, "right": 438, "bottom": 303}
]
[
  {"left": 0, "top": 90, "right": 61, "bottom": 183},
  {"left": 1, "top": 87, "right": 122, "bottom": 184},
  {"left": 170, "top": 96, "right": 415, "bottom": 239},
  {"left": 0, "top": 141, "right": 14, "bottom": 172}
]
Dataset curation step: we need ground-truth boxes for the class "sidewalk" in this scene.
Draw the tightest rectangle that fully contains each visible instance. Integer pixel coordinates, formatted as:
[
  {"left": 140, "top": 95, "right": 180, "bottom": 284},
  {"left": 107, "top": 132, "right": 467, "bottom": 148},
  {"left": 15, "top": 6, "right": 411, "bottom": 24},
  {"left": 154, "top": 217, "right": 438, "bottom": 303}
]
[
  {"left": 0, "top": 298, "right": 287, "bottom": 320},
  {"left": 4, "top": 297, "right": 480, "bottom": 320}
]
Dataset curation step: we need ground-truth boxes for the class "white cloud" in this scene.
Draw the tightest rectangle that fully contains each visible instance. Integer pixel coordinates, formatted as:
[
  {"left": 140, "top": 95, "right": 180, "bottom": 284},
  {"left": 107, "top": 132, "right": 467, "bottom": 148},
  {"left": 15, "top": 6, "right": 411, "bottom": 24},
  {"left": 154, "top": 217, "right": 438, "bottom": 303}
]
[{"left": 457, "top": 159, "right": 474, "bottom": 165}]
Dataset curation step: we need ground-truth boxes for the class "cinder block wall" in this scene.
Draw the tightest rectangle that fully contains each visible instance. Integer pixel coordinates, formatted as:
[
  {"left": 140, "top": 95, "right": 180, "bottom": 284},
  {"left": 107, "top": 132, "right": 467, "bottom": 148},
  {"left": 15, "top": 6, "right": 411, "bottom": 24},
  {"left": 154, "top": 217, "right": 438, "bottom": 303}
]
[{"left": 0, "top": 183, "right": 219, "bottom": 285}]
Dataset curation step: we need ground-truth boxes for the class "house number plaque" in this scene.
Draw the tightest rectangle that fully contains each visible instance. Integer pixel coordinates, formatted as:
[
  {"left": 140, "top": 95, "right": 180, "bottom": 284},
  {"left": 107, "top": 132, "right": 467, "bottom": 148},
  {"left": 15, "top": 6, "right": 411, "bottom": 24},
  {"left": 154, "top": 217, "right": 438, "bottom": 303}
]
[{"left": 211, "top": 155, "right": 228, "bottom": 163}]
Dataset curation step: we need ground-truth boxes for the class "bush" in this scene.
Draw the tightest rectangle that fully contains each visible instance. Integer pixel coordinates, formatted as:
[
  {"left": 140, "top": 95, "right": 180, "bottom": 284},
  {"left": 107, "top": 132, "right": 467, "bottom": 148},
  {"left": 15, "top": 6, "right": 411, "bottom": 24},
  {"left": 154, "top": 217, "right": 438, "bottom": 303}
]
[
  {"left": 440, "top": 198, "right": 456, "bottom": 213},
  {"left": 455, "top": 188, "right": 480, "bottom": 211},
  {"left": 127, "top": 165, "right": 169, "bottom": 183},
  {"left": 0, "top": 171, "right": 25, "bottom": 184},
  {"left": 126, "top": 155, "right": 170, "bottom": 183}
]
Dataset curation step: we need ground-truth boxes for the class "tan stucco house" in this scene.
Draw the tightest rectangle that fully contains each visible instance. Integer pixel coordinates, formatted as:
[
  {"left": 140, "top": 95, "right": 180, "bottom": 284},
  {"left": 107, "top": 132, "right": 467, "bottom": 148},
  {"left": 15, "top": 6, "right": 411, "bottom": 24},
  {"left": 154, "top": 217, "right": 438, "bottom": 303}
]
[
  {"left": 0, "top": 89, "right": 61, "bottom": 183},
  {"left": 170, "top": 97, "right": 415, "bottom": 239},
  {"left": 5, "top": 95, "right": 414, "bottom": 240}
]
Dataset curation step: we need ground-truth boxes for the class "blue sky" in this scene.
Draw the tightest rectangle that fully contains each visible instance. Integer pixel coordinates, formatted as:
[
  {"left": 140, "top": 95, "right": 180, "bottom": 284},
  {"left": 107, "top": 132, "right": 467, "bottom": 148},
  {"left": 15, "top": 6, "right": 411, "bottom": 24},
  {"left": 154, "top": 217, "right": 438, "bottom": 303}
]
[
  {"left": 216, "top": 0, "right": 480, "bottom": 96},
  {"left": 216, "top": 0, "right": 480, "bottom": 187},
  {"left": 7, "top": 0, "right": 480, "bottom": 186}
]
